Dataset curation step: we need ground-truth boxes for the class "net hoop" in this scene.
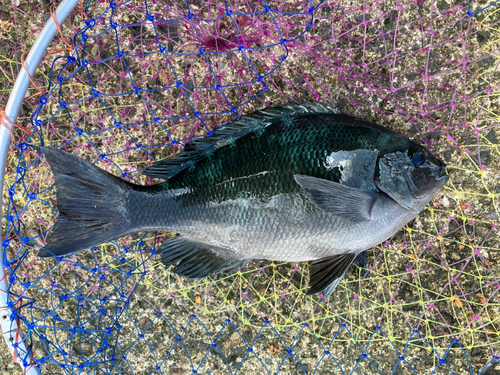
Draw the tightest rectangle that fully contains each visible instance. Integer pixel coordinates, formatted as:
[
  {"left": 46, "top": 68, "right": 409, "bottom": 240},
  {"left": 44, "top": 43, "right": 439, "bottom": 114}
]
[{"left": 1, "top": 0, "right": 80, "bottom": 372}]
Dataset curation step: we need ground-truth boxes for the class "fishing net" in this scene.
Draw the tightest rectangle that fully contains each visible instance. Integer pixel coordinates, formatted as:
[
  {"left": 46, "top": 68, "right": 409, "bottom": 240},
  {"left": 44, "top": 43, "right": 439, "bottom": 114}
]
[{"left": 1, "top": 0, "right": 499, "bottom": 374}]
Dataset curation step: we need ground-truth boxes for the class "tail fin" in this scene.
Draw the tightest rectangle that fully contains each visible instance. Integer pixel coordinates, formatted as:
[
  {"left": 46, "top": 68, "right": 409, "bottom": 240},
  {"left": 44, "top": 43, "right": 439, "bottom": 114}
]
[{"left": 39, "top": 147, "right": 134, "bottom": 258}]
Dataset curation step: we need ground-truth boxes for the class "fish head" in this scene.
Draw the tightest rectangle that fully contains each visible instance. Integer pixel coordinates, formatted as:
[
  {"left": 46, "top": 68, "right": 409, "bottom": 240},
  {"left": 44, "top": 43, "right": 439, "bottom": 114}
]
[{"left": 375, "top": 143, "right": 449, "bottom": 212}]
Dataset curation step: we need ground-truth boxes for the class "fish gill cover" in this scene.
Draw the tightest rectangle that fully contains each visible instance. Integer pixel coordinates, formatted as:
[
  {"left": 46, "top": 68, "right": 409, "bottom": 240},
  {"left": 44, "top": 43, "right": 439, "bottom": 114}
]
[{"left": 0, "top": 0, "right": 499, "bottom": 374}]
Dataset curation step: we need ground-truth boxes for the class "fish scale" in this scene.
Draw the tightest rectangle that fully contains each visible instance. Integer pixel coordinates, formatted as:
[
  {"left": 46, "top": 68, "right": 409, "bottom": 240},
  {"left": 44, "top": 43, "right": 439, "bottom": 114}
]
[{"left": 39, "top": 102, "right": 448, "bottom": 299}]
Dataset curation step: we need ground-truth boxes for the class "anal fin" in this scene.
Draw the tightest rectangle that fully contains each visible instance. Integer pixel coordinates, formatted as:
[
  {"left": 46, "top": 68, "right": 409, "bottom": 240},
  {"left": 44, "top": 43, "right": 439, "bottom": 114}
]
[
  {"left": 307, "top": 253, "right": 357, "bottom": 300},
  {"left": 158, "top": 236, "right": 249, "bottom": 279}
]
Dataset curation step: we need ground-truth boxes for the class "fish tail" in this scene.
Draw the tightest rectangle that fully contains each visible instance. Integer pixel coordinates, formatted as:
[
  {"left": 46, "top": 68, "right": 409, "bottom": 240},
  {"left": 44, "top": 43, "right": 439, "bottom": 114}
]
[{"left": 38, "top": 147, "right": 135, "bottom": 258}]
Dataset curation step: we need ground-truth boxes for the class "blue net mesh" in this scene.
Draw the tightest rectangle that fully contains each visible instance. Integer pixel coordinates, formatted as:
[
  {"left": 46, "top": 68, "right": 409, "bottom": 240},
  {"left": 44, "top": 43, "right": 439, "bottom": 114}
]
[
  {"left": 468, "top": 0, "right": 500, "bottom": 16},
  {"left": 2, "top": 0, "right": 500, "bottom": 374}
]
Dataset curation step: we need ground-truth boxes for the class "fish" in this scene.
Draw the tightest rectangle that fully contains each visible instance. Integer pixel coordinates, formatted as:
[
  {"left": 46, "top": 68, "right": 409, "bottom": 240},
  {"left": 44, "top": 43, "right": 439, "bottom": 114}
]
[{"left": 38, "top": 102, "right": 449, "bottom": 299}]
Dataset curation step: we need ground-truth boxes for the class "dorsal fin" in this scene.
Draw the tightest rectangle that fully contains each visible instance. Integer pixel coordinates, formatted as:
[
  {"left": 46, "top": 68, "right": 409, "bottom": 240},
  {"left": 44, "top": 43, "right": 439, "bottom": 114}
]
[{"left": 142, "top": 102, "right": 341, "bottom": 180}]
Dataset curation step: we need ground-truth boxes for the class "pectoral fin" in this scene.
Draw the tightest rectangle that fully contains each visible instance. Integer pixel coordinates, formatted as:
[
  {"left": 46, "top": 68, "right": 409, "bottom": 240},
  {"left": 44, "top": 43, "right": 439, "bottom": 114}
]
[
  {"left": 307, "top": 253, "right": 357, "bottom": 300},
  {"left": 158, "top": 236, "right": 249, "bottom": 278},
  {"left": 294, "top": 174, "right": 377, "bottom": 222}
]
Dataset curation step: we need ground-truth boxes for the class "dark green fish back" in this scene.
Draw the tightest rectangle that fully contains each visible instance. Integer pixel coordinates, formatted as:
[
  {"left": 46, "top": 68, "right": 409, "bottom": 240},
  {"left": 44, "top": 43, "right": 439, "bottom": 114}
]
[{"left": 151, "top": 103, "right": 407, "bottom": 205}]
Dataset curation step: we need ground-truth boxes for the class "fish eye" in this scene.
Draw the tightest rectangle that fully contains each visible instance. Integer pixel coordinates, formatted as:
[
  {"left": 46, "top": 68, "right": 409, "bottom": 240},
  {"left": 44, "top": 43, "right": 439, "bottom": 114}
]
[{"left": 409, "top": 148, "right": 425, "bottom": 167}]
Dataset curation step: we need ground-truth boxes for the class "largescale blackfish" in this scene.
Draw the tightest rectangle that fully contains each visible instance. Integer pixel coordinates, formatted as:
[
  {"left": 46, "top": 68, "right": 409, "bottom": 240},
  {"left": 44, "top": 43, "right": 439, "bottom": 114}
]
[{"left": 39, "top": 102, "right": 449, "bottom": 299}]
